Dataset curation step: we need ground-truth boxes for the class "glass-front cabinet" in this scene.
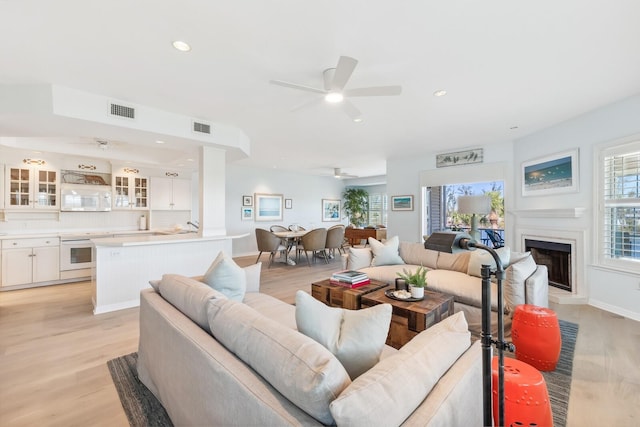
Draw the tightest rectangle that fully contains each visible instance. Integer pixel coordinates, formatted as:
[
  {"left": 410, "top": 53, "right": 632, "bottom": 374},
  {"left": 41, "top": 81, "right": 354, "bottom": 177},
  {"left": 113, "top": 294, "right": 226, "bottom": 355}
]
[
  {"left": 113, "top": 174, "right": 148, "bottom": 209},
  {"left": 6, "top": 166, "right": 58, "bottom": 209}
]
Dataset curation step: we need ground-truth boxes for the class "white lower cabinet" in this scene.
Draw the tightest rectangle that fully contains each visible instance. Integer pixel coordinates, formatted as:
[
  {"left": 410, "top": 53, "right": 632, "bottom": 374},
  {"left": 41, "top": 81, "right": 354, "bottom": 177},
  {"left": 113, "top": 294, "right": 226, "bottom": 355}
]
[{"left": 1, "top": 238, "right": 60, "bottom": 287}]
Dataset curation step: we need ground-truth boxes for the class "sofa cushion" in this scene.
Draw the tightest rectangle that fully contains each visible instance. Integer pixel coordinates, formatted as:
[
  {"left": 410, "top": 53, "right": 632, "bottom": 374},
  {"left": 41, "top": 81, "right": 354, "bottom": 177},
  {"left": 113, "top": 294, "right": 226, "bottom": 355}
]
[
  {"left": 157, "top": 274, "right": 227, "bottom": 331},
  {"left": 295, "top": 290, "right": 392, "bottom": 379},
  {"left": 207, "top": 298, "right": 351, "bottom": 425},
  {"left": 399, "top": 242, "right": 439, "bottom": 269},
  {"left": 243, "top": 292, "right": 297, "bottom": 330},
  {"left": 329, "top": 312, "right": 471, "bottom": 427},
  {"left": 505, "top": 254, "right": 537, "bottom": 312},
  {"left": 346, "top": 246, "right": 373, "bottom": 270},
  {"left": 466, "top": 246, "right": 511, "bottom": 277},
  {"left": 426, "top": 269, "right": 499, "bottom": 311},
  {"left": 436, "top": 250, "right": 470, "bottom": 273},
  {"left": 368, "top": 235, "right": 404, "bottom": 267},
  {"left": 202, "top": 251, "right": 247, "bottom": 301}
]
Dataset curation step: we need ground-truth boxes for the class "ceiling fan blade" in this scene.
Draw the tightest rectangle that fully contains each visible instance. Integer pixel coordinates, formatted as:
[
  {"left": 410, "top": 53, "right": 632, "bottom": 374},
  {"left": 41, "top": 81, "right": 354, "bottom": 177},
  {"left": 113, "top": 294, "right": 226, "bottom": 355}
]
[
  {"left": 269, "top": 80, "right": 327, "bottom": 94},
  {"left": 330, "top": 56, "right": 358, "bottom": 91},
  {"left": 341, "top": 99, "right": 362, "bottom": 121},
  {"left": 344, "top": 85, "right": 402, "bottom": 97},
  {"left": 290, "top": 96, "right": 324, "bottom": 112}
]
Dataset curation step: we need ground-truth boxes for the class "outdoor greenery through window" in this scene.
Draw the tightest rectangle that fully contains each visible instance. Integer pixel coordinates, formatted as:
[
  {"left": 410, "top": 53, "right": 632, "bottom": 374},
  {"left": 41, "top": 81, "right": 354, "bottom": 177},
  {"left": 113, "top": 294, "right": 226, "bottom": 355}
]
[
  {"left": 601, "top": 140, "right": 640, "bottom": 265},
  {"left": 424, "top": 181, "right": 504, "bottom": 245}
]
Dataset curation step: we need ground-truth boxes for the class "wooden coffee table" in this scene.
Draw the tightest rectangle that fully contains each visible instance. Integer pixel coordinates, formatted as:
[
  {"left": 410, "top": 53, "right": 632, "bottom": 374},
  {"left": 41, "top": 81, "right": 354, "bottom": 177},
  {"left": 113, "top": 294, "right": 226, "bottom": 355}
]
[
  {"left": 361, "top": 287, "right": 455, "bottom": 349},
  {"left": 311, "top": 278, "right": 389, "bottom": 310}
]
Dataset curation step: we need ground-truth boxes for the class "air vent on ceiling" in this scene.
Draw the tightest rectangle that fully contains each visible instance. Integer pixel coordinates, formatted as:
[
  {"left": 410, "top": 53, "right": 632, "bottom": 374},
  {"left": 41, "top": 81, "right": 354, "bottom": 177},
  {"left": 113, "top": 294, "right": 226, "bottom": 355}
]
[
  {"left": 109, "top": 102, "right": 135, "bottom": 119},
  {"left": 193, "top": 121, "right": 211, "bottom": 134}
]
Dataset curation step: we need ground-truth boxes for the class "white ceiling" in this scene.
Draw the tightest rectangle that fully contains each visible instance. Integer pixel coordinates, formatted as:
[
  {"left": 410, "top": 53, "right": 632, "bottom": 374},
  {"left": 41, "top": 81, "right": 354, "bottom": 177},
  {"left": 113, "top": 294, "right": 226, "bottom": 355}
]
[{"left": 1, "top": 0, "right": 640, "bottom": 178}]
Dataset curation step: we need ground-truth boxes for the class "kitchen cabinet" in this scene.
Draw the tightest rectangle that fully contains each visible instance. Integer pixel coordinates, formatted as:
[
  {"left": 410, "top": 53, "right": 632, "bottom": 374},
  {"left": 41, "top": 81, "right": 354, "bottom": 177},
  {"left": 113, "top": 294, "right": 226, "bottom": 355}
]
[
  {"left": 1, "top": 237, "right": 60, "bottom": 287},
  {"left": 113, "top": 174, "right": 149, "bottom": 209},
  {"left": 150, "top": 177, "right": 191, "bottom": 210},
  {"left": 5, "top": 165, "right": 58, "bottom": 210}
]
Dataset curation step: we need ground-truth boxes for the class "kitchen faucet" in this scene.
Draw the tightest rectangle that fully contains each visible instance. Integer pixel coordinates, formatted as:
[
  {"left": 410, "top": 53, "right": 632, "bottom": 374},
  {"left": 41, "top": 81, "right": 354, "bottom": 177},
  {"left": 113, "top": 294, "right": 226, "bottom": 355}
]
[{"left": 187, "top": 220, "right": 199, "bottom": 230}]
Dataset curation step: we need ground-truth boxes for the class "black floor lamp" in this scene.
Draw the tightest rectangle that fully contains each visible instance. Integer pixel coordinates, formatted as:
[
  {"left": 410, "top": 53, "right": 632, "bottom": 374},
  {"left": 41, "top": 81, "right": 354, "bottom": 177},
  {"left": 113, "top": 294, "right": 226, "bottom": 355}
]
[{"left": 424, "top": 231, "right": 514, "bottom": 426}]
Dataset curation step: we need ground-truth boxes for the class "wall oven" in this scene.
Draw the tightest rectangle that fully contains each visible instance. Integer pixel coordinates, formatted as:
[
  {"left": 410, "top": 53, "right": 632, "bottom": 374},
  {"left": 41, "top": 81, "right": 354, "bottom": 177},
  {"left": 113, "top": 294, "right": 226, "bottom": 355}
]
[{"left": 59, "top": 233, "right": 111, "bottom": 279}]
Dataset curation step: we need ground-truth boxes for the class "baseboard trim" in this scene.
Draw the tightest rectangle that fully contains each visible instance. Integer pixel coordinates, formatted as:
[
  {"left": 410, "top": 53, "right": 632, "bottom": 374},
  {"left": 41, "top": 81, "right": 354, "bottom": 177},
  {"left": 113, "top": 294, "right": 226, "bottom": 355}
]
[{"left": 589, "top": 298, "right": 640, "bottom": 322}]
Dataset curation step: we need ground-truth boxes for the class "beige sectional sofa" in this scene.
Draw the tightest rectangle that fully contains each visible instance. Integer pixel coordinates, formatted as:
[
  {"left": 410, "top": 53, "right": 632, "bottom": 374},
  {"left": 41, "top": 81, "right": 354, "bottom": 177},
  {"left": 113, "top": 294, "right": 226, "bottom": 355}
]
[
  {"left": 137, "top": 270, "right": 484, "bottom": 426},
  {"left": 343, "top": 238, "right": 549, "bottom": 336}
]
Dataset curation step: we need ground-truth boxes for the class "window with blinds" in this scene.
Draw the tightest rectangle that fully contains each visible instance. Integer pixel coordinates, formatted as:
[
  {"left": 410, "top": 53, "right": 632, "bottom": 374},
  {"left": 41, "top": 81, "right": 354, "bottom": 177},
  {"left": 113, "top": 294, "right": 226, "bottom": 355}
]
[
  {"left": 368, "top": 193, "right": 387, "bottom": 226},
  {"left": 601, "top": 141, "right": 640, "bottom": 264}
]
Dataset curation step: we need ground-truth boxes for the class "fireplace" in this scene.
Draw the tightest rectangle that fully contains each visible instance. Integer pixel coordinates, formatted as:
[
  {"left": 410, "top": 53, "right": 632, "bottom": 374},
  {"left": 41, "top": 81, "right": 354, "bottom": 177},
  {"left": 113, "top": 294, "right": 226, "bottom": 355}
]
[{"left": 525, "top": 239, "right": 571, "bottom": 292}]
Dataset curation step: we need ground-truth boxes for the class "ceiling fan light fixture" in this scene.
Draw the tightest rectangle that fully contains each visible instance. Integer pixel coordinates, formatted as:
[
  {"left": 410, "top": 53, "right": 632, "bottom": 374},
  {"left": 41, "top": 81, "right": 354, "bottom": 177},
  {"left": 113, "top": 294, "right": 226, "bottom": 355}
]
[
  {"left": 172, "top": 40, "right": 191, "bottom": 52},
  {"left": 325, "top": 92, "right": 344, "bottom": 103}
]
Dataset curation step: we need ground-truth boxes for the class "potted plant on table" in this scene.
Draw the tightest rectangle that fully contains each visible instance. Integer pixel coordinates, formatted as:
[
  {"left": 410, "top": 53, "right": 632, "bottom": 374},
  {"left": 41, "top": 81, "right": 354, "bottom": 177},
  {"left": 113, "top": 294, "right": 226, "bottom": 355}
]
[
  {"left": 342, "top": 188, "right": 369, "bottom": 227},
  {"left": 396, "top": 266, "right": 427, "bottom": 298}
]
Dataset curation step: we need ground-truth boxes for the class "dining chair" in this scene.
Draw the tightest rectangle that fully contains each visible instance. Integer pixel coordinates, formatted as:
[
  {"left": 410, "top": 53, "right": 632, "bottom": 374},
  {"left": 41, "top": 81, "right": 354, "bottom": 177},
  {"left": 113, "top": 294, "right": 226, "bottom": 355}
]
[
  {"left": 270, "top": 225, "right": 288, "bottom": 232},
  {"left": 297, "top": 228, "right": 329, "bottom": 266},
  {"left": 255, "top": 228, "right": 287, "bottom": 268},
  {"left": 288, "top": 224, "right": 306, "bottom": 231},
  {"left": 325, "top": 224, "right": 346, "bottom": 259}
]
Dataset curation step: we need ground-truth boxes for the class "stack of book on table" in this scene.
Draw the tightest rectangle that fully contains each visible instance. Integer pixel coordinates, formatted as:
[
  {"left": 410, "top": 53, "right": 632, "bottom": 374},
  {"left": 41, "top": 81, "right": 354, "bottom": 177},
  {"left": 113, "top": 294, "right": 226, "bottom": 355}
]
[{"left": 330, "top": 270, "right": 370, "bottom": 288}]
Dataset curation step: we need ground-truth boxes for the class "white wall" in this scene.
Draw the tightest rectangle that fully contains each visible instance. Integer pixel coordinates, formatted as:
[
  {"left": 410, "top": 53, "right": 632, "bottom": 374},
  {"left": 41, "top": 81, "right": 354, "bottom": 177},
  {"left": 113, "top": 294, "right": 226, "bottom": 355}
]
[
  {"left": 512, "top": 93, "right": 640, "bottom": 320},
  {"left": 226, "top": 164, "right": 347, "bottom": 256},
  {"left": 386, "top": 141, "right": 514, "bottom": 243}
]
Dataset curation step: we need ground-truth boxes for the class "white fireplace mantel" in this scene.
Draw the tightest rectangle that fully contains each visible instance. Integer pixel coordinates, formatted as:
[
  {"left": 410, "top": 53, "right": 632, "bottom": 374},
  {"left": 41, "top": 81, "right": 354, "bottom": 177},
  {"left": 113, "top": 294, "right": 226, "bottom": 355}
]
[{"left": 511, "top": 208, "right": 586, "bottom": 218}]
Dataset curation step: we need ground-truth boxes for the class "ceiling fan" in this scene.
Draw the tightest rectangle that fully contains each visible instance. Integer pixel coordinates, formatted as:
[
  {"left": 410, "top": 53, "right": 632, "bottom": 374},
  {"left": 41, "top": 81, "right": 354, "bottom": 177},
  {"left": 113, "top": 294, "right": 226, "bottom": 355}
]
[
  {"left": 270, "top": 56, "right": 402, "bottom": 121},
  {"left": 333, "top": 168, "right": 358, "bottom": 179}
]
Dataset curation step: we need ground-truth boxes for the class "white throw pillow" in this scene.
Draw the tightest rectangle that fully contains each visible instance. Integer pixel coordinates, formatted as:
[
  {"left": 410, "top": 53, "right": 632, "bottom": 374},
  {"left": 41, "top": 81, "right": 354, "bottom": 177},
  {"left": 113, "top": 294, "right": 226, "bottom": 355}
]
[
  {"left": 202, "top": 251, "right": 247, "bottom": 301},
  {"left": 157, "top": 274, "right": 227, "bottom": 331},
  {"left": 329, "top": 312, "right": 471, "bottom": 427},
  {"left": 368, "top": 235, "right": 405, "bottom": 267},
  {"left": 466, "top": 246, "right": 511, "bottom": 277},
  {"left": 295, "top": 291, "right": 392, "bottom": 379},
  {"left": 346, "top": 247, "right": 373, "bottom": 270},
  {"left": 207, "top": 298, "right": 351, "bottom": 425},
  {"left": 505, "top": 254, "right": 537, "bottom": 312}
]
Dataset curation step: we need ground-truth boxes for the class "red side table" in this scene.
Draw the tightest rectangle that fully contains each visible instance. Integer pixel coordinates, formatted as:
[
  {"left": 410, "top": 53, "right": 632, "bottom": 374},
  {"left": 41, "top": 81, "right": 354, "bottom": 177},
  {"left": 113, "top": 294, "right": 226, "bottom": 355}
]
[
  {"left": 492, "top": 357, "right": 553, "bottom": 427},
  {"left": 511, "top": 304, "right": 562, "bottom": 371}
]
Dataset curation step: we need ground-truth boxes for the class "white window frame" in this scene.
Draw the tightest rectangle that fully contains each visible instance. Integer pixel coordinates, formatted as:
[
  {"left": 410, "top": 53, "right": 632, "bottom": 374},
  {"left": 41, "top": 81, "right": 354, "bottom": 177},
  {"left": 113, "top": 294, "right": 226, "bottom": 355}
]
[{"left": 595, "top": 135, "right": 640, "bottom": 272}]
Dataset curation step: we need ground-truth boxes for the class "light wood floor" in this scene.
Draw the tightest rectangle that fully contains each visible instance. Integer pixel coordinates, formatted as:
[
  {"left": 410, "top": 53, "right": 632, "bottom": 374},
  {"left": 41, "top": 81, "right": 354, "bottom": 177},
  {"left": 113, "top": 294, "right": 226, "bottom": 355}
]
[{"left": 0, "top": 254, "right": 638, "bottom": 426}]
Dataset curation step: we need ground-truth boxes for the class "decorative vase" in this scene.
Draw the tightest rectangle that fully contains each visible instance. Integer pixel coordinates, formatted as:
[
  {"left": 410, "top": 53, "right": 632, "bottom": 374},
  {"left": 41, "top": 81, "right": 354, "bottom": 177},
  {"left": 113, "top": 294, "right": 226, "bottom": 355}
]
[{"left": 410, "top": 285, "right": 424, "bottom": 299}]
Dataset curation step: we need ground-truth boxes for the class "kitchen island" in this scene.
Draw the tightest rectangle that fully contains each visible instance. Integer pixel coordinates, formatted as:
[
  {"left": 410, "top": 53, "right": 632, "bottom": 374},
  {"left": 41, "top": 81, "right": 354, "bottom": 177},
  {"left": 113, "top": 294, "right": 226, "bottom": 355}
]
[{"left": 91, "top": 232, "right": 248, "bottom": 314}]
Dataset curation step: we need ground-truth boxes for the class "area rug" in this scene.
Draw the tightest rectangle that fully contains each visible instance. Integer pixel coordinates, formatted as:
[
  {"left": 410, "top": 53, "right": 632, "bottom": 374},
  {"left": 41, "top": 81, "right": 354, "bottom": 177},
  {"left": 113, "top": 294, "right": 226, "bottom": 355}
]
[
  {"left": 107, "top": 352, "right": 173, "bottom": 427},
  {"left": 108, "top": 320, "right": 578, "bottom": 427}
]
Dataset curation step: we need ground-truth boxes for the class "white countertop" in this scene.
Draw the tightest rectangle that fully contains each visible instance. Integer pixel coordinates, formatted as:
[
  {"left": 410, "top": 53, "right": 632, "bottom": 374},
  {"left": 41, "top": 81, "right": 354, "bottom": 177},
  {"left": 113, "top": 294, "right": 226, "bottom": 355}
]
[{"left": 92, "top": 232, "right": 249, "bottom": 247}]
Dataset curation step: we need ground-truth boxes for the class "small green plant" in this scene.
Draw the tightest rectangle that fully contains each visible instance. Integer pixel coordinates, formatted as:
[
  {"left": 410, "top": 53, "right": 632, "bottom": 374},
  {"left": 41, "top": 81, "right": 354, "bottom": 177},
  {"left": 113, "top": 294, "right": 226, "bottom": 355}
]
[{"left": 396, "top": 266, "right": 427, "bottom": 288}]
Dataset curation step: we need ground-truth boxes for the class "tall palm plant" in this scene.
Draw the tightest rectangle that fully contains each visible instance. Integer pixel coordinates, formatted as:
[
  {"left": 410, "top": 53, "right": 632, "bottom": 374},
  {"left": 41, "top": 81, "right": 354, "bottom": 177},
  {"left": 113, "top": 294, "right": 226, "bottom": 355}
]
[{"left": 342, "top": 188, "right": 369, "bottom": 227}]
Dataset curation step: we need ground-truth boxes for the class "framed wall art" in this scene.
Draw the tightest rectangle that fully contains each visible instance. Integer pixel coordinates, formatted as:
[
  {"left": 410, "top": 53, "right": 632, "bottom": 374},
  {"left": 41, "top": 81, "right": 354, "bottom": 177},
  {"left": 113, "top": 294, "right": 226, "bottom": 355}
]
[
  {"left": 436, "top": 148, "right": 483, "bottom": 168},
  {"left": 391, "top": 195, "right": 414, "bottom": 211},
  {"left": 254, "top": 193, "right": 283, "bottom": 221},
  {"left": 242, "top": 195, "right": 253, "bottom": 206},
  {"left": 285, "top": 198, "right": 292, "bottom": 209},
  {"left": 522, "top": 149, "right": 579, "bottom": 197},
  {"left": 322, "top": 199, "right": 341, "bottom": 222},
  {"left": 241, "top": 206, "right": 253, "bottom": 221}
]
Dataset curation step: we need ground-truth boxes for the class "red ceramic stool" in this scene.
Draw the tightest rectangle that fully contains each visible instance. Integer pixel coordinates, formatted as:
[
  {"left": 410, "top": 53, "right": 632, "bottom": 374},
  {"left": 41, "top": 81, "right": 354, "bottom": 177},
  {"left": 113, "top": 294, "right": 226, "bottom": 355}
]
[
  {"left": 492, "top": 357, "right": 553, "bottom": 427},
  {"left": 511, "top": 304, "right": 562, "bottom": 371}
]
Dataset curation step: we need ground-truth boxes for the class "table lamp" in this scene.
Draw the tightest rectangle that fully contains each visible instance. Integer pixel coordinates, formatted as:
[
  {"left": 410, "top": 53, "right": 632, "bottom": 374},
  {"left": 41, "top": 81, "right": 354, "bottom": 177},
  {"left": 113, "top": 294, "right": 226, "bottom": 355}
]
[
  {"left": 424, "top": 231, "right": 514, "bottom": 427},
  {"left": 457, "top": 195, "right": 491, "bottom": 242}
]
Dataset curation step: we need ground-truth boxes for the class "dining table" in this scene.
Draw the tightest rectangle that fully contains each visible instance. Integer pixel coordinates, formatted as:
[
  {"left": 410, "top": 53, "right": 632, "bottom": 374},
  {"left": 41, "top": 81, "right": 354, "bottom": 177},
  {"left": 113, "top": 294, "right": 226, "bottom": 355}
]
[{"left": 272, "top": 230, "right": 307, "bottom": 265}]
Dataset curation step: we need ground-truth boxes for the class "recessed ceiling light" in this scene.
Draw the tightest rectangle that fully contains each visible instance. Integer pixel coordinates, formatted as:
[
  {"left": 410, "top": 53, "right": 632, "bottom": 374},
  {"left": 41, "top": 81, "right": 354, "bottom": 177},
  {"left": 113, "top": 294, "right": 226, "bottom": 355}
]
[
  {"left": 325, "top": 92, "right": 344, "bottom": 103},
  {"left": 433, "top": 90, "right": 447, "bottom": 97},
  {"left": 186, "top": 158, "right": 194, "bottom": 162},
  {"left": 353, "top": 117, "right": 363, "bottom": 123},
  {"left": 155, "top": 140, "right": 165, "bottom": 144},
  {"left": 172, "top": 40, "right": 191, "bottom": 52}
]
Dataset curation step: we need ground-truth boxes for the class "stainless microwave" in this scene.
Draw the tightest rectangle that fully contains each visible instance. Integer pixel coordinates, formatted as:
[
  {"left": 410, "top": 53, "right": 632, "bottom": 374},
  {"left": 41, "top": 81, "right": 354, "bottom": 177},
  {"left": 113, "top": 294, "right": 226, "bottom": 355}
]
[{"left": 60, "top": 184, "right": 112, "bottom": 211}]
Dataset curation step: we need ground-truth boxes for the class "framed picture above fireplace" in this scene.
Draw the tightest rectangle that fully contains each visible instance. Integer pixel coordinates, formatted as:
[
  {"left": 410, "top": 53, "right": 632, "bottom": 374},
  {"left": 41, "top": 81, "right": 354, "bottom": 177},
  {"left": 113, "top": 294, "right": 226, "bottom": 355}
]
[{"left": 522, "top": 149, "right": 579, "bottom": 197}]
